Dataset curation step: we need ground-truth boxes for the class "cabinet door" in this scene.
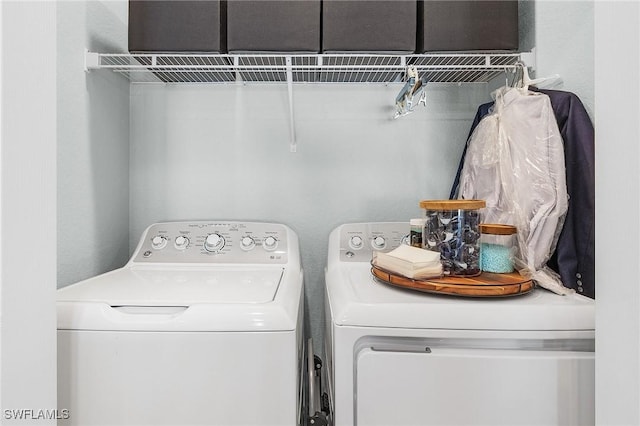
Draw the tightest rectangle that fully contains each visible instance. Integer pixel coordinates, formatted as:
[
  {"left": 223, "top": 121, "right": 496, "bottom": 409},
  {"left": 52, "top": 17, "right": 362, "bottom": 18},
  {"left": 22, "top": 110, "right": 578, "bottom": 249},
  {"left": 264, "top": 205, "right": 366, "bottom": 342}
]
[{"left": 356, "top": 346, "right": 594, "bottom": 426}]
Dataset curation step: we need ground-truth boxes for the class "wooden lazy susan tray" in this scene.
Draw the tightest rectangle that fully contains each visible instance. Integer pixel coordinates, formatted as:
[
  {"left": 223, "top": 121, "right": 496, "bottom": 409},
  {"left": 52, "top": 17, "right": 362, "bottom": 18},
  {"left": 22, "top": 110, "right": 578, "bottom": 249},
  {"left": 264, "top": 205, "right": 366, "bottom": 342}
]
[{"left": 371, "top": 265, "right": 534, "bottom": 298}]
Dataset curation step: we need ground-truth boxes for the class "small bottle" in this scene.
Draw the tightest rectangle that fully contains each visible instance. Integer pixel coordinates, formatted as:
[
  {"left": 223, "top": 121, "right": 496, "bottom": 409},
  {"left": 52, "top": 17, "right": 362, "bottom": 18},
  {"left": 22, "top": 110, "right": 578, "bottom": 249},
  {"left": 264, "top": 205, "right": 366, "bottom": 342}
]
[
  {"left": 479, "top": 224, "right": 517, "bottom": 273},
  {"left": 410, "top": 218, "right": 425, "bottom": 248}
]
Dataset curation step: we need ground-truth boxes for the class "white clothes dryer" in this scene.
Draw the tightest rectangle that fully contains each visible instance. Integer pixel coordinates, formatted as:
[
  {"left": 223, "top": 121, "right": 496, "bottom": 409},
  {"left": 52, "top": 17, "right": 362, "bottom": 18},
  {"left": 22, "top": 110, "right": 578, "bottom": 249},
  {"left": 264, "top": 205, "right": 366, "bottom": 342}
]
[
  {"left": 324, "top": 222, "right": 595, "bottom": 426},
  {"left": 57, "top": 221, "right": 304, "bottom": 426}
]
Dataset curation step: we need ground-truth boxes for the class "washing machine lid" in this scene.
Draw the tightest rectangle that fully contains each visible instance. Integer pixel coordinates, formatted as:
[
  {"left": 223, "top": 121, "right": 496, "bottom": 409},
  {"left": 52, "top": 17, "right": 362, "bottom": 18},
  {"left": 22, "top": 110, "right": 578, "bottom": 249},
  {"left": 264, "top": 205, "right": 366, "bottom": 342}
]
[
  {"left": 326, "top": 265, "right": 595, "bottom": 331},
  {"left": 58, "top": 265, "right": 301, "bottom": 332},
  {"left": 58, "top": 266, "right": 284, "bottom": 305}
]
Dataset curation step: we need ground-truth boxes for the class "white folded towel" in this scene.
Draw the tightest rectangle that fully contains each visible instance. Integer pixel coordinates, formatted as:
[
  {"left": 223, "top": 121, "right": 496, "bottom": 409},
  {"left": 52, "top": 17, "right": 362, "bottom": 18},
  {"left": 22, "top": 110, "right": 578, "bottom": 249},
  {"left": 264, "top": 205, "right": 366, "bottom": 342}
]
[{"left": 373, "top": 244, "right": 443, "bottom": 279}]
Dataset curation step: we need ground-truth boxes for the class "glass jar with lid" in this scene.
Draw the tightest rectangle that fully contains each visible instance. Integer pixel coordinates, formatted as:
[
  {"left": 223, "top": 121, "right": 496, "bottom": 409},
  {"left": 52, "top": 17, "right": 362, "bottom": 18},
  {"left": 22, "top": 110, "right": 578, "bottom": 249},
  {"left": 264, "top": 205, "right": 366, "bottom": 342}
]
[
  {"left": 420, "top": 199, "right": 485, "bottom": 276},
  {"left": 479, "top": 224, "right": 517, "bottom": 274}
]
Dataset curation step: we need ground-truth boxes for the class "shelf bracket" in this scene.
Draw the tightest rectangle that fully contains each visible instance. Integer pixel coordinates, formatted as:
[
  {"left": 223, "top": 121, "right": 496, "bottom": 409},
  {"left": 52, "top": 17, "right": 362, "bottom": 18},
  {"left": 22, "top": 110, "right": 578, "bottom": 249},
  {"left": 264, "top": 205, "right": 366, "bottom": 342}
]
[
  {"left": 519, "top": 48, "right": 537, "bottom": 72},
  {"left": 286, "top": 56, "right": 297, "bottom": 153},
  {"left": 233, "top": 56, "right": 243, "bottom": 84},
  {"left": 84, "top": 49, "right": 100, "bottom": 72}
]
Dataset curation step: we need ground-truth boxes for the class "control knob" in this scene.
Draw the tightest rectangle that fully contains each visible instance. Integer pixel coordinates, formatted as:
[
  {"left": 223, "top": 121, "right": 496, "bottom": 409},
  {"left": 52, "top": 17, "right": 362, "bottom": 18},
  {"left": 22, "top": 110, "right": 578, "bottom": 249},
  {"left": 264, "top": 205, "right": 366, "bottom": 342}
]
[
  {"left": 174, "top": 235, "right": 190, "bottom": 250},
  {"left": 204, "top": 233, "right": 225, "bottom": 252},
  {"left": 240, "top": 236, "right": 256, "bottom": 251},
  {"left": 151, "top": 235, "right": 168, "bottom": 250},
  {"left": 349, "top": 235, "right": 364, "bottom": 250},
  {"left": 372, "top": 236, "right": 386, "bottom": 250},
  {"left": 263, "top": 236, "right": 278, "bottom": 251}
]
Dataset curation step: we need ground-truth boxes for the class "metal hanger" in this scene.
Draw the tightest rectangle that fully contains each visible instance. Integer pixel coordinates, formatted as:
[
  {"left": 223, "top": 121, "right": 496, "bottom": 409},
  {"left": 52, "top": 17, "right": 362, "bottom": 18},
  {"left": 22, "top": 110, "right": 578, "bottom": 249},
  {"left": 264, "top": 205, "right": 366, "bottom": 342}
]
[{"left": 394, "top": 66, "right": 429, "bottom": 119}]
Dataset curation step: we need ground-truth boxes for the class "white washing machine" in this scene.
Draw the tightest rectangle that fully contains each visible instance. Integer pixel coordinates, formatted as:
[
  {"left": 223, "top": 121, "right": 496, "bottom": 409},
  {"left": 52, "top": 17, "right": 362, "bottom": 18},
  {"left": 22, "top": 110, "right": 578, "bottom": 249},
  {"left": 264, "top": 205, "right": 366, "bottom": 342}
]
[
  {"left": 57, "top": 221, "right": 304, "bottom": 426},
  {"left": 324, "top": 222, "right": 595, "bottom": 426}
]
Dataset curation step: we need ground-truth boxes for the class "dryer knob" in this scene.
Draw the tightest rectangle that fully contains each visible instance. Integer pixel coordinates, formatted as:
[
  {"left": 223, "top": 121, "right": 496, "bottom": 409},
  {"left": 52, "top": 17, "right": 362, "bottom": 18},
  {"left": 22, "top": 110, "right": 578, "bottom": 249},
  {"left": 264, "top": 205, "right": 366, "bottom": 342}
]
[
  {"left": 349, "top": 235, "right": 364, "bottom": 250},
  {"left": 372, "top": 236, "right": 386, "bottom": 250},
  {"left": 151, "top": 235, "right": 168, "bottom": 250},
  {"left": 204, "top": 233, "right": 225, "bottom": 252},
  {"left": 263, "top": 236, "right": 278, "bottom": 251}
]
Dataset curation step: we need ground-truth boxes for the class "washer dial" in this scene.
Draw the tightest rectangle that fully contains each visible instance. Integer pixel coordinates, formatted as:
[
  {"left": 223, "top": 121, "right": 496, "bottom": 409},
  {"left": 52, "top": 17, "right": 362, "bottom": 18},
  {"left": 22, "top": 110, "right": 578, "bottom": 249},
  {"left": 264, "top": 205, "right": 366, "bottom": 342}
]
[
  {"left": 204, "top": 233, "right": 225, "bottom": 252},
  {"left": 174, "top": 235, "right": 190, "bottom": 250},
  {"left": 151, "top": 235, "right": 168, "bottom": 250},
  {"left": 263, "top": 236, "right": 278, "bottom": 251},
  {"left": 240, "top": 236, "right": 256, "bottom": 251}
]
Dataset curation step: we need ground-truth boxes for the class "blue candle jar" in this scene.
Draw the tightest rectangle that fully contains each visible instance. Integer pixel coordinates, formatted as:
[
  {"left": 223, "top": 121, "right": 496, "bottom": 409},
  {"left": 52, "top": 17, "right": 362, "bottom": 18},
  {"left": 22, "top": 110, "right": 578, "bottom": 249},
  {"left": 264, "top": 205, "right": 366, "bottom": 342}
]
[{"left": 479, "top": 224, "right": 517, "bottom": 274}]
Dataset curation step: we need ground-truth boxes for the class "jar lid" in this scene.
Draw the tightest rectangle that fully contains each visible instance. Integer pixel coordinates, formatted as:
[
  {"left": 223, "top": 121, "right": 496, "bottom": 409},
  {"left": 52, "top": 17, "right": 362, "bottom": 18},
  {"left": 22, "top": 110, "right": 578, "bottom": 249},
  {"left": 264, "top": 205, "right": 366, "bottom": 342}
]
[
  {"left": 479, "top": 224, "right": 517, "bottom": 235},
  {"left": 419, "top": 199, "right": 486, "bottom": 210}
]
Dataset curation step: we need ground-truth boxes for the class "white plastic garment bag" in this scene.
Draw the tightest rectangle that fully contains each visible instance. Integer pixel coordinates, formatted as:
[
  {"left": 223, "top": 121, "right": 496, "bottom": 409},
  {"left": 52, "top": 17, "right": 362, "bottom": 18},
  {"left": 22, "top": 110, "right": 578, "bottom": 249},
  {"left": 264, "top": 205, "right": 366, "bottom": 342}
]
[{"left": 458, "top": 87, "right": 571, "bottom": 295}]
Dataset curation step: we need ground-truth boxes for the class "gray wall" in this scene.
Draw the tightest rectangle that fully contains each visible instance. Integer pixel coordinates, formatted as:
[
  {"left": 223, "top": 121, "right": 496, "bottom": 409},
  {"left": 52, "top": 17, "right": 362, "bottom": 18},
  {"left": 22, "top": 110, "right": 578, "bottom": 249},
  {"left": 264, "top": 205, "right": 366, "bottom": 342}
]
[
  {"left": 535, "top": 1, "right": 594, "bottom": 118},
  {"left": 57, "top": 0, "right": 130, "bottom": 288}
]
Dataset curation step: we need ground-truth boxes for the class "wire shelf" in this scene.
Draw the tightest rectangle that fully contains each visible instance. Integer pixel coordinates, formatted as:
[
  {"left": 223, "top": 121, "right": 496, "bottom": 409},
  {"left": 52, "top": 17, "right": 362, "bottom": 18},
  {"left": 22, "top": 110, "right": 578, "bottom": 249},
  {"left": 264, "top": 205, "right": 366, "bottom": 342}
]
[{"left": 86, "top": 51, "right": 523, "bottom": 84}]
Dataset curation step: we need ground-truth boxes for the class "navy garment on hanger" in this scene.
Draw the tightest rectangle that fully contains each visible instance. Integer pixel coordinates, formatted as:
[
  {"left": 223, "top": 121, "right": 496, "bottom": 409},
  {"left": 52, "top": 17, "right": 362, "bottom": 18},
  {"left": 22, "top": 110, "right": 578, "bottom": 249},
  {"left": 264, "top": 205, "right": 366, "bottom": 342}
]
[{"left": 450, "top": 89, "right": 595, "bottom": 299}]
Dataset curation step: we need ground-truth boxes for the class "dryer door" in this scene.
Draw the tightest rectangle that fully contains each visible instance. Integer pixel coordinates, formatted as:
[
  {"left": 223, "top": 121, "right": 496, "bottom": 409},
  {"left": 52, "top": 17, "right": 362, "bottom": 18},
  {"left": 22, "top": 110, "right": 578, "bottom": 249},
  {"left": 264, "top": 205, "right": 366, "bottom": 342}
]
[{"left": 355, "top": 340, "right": 594, "bottom": 426}]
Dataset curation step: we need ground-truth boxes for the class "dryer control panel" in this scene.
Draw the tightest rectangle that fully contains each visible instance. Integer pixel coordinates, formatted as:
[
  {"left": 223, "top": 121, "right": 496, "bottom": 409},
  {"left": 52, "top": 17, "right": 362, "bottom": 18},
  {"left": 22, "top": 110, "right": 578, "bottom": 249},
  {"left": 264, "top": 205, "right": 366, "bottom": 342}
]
[
  {"left": 132, "top": 221, "right": 289, "bottom": 264},
  {"left": 339, "top": 222, "right": 410, "bottom": 263}
]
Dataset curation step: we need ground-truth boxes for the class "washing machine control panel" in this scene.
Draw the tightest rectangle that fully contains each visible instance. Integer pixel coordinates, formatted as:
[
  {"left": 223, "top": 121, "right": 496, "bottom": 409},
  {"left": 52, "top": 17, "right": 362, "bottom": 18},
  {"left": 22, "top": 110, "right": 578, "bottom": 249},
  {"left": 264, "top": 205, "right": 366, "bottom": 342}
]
[
  {"left": 340, "top": 222, "right": 410, "bottom": 262},
  {"left": 133, "top": 222, "right": 288, "bottom": 264}
]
